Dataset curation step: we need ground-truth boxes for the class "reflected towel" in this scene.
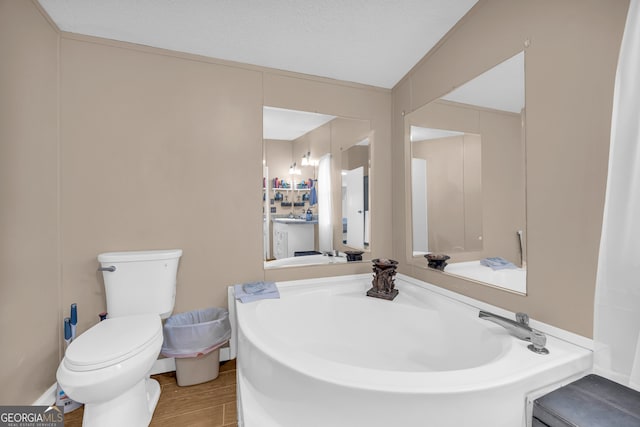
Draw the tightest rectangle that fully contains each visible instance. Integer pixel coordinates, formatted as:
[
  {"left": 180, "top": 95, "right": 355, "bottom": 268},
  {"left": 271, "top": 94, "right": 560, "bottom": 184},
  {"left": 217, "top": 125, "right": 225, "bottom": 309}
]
[
  {"left": 480, "top": 257, "right": 517, "bottom": 270},
  {"left": 309, "top": 186, "right": 318, "bottom": 206},
  {"left": 234, "top": 281, "right": 279, "bottom": 303}
]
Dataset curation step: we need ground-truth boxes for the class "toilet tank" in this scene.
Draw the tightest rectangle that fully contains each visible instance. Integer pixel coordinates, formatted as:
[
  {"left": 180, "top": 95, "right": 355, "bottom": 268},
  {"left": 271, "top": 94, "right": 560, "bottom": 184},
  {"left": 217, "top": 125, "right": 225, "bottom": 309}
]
[{"left": 98, "top": 249, "right": 183, "bottom": 319}]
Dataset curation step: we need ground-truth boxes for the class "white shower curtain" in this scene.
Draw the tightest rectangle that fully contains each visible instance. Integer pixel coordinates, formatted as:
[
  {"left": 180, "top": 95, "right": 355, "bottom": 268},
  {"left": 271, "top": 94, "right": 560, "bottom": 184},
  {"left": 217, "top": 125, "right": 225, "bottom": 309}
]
[
  {"left": 593, "top": 0, "right": 640, "bottom": 391},
  {"left": 318, "top": 154, "right": 333, "bottom": 252}
]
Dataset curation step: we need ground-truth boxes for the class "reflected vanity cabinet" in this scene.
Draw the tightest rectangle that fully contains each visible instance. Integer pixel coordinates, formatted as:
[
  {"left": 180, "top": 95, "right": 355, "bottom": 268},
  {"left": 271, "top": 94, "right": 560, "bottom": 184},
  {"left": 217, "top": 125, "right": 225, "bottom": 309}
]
[{"left": 273, "top": 221, "right": 315, "bottom": 259}]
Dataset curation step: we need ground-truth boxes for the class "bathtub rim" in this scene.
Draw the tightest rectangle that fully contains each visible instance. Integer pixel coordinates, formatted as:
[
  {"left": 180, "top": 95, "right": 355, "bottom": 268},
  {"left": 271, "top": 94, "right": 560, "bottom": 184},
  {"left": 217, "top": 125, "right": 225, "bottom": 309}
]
[{"left": 230, "top": 273, "right": 593, "bottom": 394}]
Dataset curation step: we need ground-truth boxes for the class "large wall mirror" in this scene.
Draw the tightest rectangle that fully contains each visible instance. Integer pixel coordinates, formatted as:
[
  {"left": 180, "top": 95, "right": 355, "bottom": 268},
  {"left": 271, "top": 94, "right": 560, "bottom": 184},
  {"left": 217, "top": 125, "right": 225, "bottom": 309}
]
[
  {"left": 406, "top": 51, "right": 527, "bottom": 294},
  {"left": 263, "top": 106, "right": 371, "bottom": 269}
]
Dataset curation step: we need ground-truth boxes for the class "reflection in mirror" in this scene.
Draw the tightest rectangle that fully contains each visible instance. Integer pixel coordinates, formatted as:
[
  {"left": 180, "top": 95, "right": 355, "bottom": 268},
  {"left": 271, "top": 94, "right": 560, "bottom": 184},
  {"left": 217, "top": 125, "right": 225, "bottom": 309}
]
[
  {"left": 341, "top": 139, "right": 370, "bottom": 250},
  {"left": 407, "top": 51, "right": 527, "bottom": 293},
  {"left": 411, "top": 127, "right": 482, "bottom": 254},
  {"left": 263, "top": 107, "right": 371, "bottom": 269}
]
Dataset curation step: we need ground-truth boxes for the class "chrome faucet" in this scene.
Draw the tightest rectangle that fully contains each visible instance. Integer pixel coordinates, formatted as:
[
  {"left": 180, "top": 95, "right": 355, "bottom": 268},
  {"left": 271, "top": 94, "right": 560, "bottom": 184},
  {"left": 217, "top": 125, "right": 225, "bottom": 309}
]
[{"left": 478, "top": 310, "right": 549, "bottom": 354}]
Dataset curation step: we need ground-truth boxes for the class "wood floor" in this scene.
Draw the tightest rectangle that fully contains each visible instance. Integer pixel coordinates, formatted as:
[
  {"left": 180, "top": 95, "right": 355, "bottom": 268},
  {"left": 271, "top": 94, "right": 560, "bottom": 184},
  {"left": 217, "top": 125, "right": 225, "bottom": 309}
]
[{"left": 63, "top": 360, "right": 238, "bottom": 426}]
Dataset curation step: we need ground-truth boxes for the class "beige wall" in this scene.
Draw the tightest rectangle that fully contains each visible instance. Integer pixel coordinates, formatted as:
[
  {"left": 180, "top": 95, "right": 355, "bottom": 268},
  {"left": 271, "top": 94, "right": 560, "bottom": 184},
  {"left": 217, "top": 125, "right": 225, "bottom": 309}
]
[
  {"left": 0, "top": 0, "right": 60, "bottom": 404},
  {"left": 1, "top": 3, "right": 391, "bottom": 403},
  {"left": 59, "top": 36, "right": 265, "bottom": 334},
  {"left": 392, "top": 0, "right": 628, "bottom": 337}
]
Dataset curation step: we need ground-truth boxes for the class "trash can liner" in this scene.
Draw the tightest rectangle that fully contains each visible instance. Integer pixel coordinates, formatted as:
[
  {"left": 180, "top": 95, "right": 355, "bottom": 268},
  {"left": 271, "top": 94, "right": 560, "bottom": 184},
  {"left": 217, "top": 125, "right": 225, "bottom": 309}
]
[{"left": 161, "top": 307, "right": 231, "bottom": 358}]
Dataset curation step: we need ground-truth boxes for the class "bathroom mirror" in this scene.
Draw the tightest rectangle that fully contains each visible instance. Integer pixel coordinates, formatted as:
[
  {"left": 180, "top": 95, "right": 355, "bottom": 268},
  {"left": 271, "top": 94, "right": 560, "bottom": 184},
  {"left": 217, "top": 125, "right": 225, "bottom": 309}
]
[
  {"left": 406, "top": 51, "right": 527, "bottom": 294},
  {"left": 263, "top": 106, "right": 371, "bottom": 269}
]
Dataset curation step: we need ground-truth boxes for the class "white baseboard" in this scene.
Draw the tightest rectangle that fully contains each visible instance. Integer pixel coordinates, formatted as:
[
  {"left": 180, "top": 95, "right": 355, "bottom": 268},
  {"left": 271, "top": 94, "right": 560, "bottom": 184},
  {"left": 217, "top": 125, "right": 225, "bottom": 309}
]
[
  {"left": 220, "top": 346, "right": 232, "bottom": 362},
  {"left": 149, "top": 357, "right": 176, "bottom": 375},
  {"left": 150, "top": 348, "right": 233, "bottom": 375},
  {"left": 33, "top": 383, "right": 57, "bottom": 406}
]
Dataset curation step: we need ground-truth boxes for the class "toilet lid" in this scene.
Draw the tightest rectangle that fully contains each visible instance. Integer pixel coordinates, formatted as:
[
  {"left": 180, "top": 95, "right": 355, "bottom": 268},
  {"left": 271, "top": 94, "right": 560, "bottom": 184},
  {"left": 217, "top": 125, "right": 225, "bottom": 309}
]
[{"left": 64, "top": 314, "right": 161, "bottom": 371}]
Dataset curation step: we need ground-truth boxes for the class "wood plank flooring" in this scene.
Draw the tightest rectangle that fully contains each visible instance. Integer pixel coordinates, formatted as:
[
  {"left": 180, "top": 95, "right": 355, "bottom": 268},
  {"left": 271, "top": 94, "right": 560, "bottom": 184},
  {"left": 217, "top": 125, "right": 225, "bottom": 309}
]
[{"left": 63, "top": 360, "right": 238, "bottom": 426}]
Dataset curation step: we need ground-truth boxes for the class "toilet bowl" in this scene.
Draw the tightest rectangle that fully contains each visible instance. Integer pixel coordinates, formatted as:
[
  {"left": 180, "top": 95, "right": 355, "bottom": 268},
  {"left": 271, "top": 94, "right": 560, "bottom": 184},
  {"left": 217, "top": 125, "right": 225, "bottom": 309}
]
[{"left": 57, "top": 314, "right": 163, "bottom": 427}]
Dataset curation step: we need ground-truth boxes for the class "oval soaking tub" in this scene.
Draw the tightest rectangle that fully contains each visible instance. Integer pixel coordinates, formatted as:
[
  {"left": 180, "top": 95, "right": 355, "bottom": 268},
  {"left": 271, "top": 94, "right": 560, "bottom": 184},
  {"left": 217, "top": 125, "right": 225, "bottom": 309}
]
[{"left": 232, "top": 274, "right": 592, "bottom": 427}]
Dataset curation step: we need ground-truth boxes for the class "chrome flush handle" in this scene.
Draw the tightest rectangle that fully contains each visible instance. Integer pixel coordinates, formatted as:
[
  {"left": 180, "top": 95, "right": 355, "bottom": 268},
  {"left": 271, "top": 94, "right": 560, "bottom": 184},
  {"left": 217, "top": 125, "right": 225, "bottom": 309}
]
[{"left": 98, "top": 266, "right": 116, "bottom": 272}]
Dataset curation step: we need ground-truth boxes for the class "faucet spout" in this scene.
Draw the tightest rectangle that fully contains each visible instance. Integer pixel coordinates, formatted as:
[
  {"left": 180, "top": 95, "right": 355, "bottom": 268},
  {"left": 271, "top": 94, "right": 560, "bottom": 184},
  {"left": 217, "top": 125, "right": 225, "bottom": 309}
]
[
  {"left": 478, "top": 310, "right": 533, "bottom": 341},
  {"left": 478, "top": 310, "right": 549, "bottom": 354}
]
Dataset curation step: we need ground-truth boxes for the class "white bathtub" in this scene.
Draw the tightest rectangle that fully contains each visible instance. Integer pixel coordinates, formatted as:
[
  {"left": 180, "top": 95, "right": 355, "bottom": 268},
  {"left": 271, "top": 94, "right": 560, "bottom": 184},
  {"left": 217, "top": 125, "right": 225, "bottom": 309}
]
[{"left": 231, "top": 274, "right": 591, "bottom": 427}]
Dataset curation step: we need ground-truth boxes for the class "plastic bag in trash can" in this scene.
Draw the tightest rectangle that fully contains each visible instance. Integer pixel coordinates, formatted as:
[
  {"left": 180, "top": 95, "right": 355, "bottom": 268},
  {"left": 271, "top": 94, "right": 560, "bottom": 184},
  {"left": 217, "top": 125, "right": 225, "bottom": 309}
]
[{"left": 161, "top": 307, "right": 231, "bottom": 358}]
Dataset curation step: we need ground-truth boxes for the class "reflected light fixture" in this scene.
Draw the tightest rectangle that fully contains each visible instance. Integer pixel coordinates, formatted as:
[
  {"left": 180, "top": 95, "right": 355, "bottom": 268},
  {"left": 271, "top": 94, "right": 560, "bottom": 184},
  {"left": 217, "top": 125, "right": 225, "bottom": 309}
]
[
  {"left": 289, "top": 162, "right": 301, "bottom": 175},
  {"left": 301, "top": 151, "right": 311, "bottom": 166}
]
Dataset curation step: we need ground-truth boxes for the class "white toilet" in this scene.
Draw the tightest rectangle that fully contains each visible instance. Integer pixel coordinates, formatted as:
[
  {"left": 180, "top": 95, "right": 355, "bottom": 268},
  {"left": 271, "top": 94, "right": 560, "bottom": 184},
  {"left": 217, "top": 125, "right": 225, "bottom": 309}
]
[{"left": 56, "top": 249, "right": 183, "bottom": 427}]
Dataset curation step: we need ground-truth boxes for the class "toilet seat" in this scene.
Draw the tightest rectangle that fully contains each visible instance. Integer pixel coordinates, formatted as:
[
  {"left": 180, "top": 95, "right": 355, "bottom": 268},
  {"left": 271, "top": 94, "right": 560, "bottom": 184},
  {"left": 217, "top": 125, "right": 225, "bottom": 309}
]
[{"left": 64, "top": 314, "right": 162, "bottom": 372}]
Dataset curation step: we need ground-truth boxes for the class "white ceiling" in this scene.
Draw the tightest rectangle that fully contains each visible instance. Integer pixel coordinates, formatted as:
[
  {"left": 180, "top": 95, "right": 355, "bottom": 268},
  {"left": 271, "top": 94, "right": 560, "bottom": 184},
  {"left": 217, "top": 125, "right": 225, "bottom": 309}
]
[
  {"left": 264, "top": 107, "right": 335, "bottom": 140},
  {"left": 38, "top": 0, "right": 479, "bottom": 89}
]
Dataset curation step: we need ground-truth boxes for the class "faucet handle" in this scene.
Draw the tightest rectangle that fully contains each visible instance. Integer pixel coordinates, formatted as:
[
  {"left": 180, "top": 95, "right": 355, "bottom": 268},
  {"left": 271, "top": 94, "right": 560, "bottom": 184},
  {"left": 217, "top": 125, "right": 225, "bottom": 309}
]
[
  {"left": 527, "top": 329, "right": 549, "bottom": 355},
  {"left": 516, "top": 312, "right": 529, "bottom": 325}
]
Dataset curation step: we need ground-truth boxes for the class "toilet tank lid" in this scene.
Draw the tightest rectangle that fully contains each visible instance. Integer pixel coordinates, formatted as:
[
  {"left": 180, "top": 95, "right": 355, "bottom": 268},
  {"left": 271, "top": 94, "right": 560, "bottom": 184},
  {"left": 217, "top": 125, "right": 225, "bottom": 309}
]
[{"left": 98, "top": 249, "right": 183, "bottom": 263}]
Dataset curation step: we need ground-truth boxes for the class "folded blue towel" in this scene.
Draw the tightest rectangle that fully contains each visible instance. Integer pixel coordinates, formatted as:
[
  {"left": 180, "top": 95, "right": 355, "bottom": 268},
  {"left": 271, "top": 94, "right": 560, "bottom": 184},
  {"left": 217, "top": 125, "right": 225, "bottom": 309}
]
[
  {"left": 243, "top": 281, "right": 269, "bottom": 294},
  {"left": 234, "top": 281, "right": 279, "bottom": 303},
  {"left": 480, "top": 257, "right": 517, "bottom": 270}
]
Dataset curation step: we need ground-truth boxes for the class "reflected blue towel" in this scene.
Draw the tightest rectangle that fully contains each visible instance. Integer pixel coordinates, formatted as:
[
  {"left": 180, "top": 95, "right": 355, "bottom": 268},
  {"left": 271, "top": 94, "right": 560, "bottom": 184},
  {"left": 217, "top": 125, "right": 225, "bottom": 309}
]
[
  {"left": 309, "top": 186, "right": 318, "bottom": 206},
  {"left": 480, "top": 257, "right": 517, "bottom": 270},
  {"left": 234, "top": 281, "right": 279, "bottom": 303}
]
